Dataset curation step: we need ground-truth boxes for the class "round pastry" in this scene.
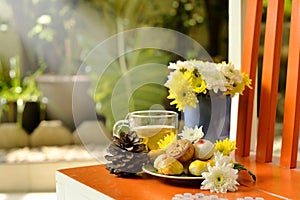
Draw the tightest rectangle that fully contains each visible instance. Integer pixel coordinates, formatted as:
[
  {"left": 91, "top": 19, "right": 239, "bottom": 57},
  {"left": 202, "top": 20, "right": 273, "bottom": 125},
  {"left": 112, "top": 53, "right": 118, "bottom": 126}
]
[
  {"left": 166, "top": 139, "right": 194, "bottom": 163},
  {"left": 154, "top": 155, "right": 184, "bottom": 175},
  {"left": 153, "top": 154, "right": 168, "bottom": 169},
  {"left": 188, "top": 160, "right": 208, "bottom": 176},
  {"left": 193, "top": 139, "right": 215, "bottom": 160},
  {"left": 148, "top": 149, "right": 165, "bottom": 162}
]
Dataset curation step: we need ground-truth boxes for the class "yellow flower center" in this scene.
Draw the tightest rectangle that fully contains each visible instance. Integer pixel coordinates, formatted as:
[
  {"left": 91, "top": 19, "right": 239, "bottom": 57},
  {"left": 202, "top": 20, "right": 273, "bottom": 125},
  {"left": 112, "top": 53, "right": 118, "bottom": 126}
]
[{"left": 215, "top": 174, "right": 225, "bottom": 185}]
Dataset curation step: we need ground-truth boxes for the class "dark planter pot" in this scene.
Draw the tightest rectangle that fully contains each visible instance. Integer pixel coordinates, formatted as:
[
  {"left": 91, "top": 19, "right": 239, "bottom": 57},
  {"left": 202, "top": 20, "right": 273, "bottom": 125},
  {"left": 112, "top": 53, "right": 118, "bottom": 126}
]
[
  {"left": 36, "top": 75, "right": 96, "bottom": 131},
  {"left": 184, "top": 92, "right": 231, "bottom": 142},
  {"left": 1, "top": 101, "right": 42, "bottom": 133}
]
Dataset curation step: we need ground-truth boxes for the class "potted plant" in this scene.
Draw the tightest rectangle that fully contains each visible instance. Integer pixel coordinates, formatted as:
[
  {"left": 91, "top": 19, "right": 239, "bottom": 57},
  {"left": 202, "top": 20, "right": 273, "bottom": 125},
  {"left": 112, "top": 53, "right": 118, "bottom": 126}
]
[
  {"left": 164, "top": 60, "right": 252, "bottom": 142},
  {"left": 0, "top": 56, "right": 43, "bottom": 133},
  {"left": 7, "top": 0, "right": 96, "bottom": 131}
]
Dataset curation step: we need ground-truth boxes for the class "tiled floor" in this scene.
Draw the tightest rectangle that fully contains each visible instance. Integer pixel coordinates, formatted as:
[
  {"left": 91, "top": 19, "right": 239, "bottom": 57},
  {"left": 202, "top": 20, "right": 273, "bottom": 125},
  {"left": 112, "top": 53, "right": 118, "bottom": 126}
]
[{"left": 0, "top": 193, "right": 56, "bottom": 200}]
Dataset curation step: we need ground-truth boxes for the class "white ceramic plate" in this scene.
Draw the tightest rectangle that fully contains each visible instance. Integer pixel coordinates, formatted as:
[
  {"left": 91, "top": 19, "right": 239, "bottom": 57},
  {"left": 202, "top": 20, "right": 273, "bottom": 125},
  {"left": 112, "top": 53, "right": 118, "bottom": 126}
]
[{"left": 142, "top": 165, "right": 204, "bottom": 180}]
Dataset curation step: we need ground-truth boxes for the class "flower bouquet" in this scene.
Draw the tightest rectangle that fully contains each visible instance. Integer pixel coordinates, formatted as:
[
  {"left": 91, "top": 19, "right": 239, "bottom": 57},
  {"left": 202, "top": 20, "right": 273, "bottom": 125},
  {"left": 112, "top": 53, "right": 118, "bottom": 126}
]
[
  {"left": 164, "top": 60, "right": 252, "bottom": 111},
  {"left": 165, "top": 60, "right": 252, "bottom": 142}
]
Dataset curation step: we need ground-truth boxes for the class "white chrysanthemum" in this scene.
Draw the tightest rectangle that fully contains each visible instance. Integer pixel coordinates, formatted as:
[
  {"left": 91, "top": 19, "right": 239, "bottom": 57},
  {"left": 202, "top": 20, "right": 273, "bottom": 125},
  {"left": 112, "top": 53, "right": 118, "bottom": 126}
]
[
  {"left": 217, "top": 62, "right": 243, "bottom": 84},
  {"left": 178, "top": 125, "right": 204, "bottom": 143},
  {"left": 168, "top": 60, "right": 194, "bottom": 71},
  {"left": 204, "top": 75, "right": 228, "bottom": 93},
  {"left": 168, "top": 62, "right": 179, "bottom": 70},
  {"left": 193, "top": 61, "right": 228, "bottom": 93},
  {"left": 176, "top": 60, "right": 195, "bottom": 71},
  {"left": 201, "top": 152, "right": 239, "bottom": 193},
  {"left": 213, "top": 151, "right": 232, "bottom": 166}
]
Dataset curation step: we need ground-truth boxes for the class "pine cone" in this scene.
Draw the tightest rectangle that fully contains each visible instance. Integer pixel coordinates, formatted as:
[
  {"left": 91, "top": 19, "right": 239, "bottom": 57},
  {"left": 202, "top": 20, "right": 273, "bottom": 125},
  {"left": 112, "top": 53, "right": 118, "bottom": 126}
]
[
  {"left": 105, "top": 131, "right": 150, "bottom": 177},
  {"left": 113, "top": 131, "right": 146, "bottom": 153}
]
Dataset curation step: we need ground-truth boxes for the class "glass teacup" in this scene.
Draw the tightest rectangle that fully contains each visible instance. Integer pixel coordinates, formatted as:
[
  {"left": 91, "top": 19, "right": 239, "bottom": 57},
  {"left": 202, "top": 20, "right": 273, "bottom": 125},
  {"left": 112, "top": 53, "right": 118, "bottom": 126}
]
[{"left": 113, "top": 110, "right": 178, "bottom": 151}]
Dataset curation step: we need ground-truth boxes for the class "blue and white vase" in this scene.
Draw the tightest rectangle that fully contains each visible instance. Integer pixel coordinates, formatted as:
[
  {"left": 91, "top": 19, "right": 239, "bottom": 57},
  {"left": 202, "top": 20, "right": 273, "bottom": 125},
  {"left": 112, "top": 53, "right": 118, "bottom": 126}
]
[{"left": 183, "top": 92, "right": 231, "bottom": 142}]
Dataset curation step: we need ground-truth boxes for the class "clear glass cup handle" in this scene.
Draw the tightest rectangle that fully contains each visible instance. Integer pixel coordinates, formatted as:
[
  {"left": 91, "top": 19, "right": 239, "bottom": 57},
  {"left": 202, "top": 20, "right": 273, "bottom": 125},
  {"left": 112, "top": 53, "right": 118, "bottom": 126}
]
[{"left": 112, "top": 119, "right": 130, "bottom": 137}]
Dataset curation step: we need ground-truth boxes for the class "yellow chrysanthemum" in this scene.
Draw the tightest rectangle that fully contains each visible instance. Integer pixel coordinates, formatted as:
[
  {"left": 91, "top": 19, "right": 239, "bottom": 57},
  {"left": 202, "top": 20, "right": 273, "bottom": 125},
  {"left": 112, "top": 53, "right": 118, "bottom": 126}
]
[
  {"left": 180, "top": 67, "right": 193, "bottom": 81},
  {"left": 167, "top": 89, "right": 198, "bottom": 111},
  {"left": 191, "top": 71, "right": 207, "bottom": 94},
  {"left": 165, "top": 71, "right": 198, "bottom": 111},
  {"left": 180, "top": 68, "right": 207, "bottom": 94},
  {"left": 165, "top": 70, "right": 184, "bottom": 92},
  {"left": 242, "top": 73, "right": 252, "bottom": 89},
  {"left": 225, "top": 73, "right": 252, "bottom": 96},
  {"left": 157, "top": 132, "right": 177, "bottom": 150},
  {"left": 225, "top": 81, "right": 245, "bottom": 97},
  {"left": 215, "top": 138, "right": 236, "bottom": 156}
]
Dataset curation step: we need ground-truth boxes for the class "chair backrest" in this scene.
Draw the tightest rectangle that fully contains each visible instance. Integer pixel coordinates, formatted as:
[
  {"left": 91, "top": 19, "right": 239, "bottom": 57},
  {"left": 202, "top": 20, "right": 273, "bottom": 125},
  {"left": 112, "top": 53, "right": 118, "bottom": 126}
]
[{"left": 236, "top": 0, "right": 300, "bottom": 168}]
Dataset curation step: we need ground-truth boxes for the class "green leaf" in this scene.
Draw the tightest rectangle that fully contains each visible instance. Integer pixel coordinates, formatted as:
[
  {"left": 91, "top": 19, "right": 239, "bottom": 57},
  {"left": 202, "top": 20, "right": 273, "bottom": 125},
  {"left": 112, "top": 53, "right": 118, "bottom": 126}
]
[{"left": 234, "top": 162, "right": 256, "bottom": 182}]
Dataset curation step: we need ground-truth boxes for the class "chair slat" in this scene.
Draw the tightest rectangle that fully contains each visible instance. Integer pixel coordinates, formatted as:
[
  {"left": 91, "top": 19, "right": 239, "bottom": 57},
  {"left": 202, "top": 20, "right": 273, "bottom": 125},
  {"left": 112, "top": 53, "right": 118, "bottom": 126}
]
[
  {"left": 256, "top": 0, "right": 284, "bottom": 163},
  {"left": 236, "top": 0, "right": 263, "bottom": 156},
  {"left": 237, "top": 0, "right": 300, "bottom": 168},
  {"left": 280, "top": 0, "right": 300, "bottom": 168}
]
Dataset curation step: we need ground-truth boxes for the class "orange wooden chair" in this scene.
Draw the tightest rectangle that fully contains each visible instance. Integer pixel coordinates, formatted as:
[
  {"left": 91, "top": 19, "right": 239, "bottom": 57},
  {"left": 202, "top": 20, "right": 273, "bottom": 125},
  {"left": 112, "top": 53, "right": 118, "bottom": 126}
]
[{"left": 236, "top": 0, "right": 300, "bottom": 169}]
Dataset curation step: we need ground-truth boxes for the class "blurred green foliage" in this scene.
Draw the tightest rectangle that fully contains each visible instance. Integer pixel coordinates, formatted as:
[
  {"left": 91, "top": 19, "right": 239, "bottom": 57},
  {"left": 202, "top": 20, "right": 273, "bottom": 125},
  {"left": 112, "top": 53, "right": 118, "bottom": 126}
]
[
  {"left": 0, "top": 56, "right": 43, "bottom": 102},
  {"left": 1, "top": 0, "right": 229, "bottom": 131},
  {"left": 80, "top": 0, "right": 214, "bottom": 130}
]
